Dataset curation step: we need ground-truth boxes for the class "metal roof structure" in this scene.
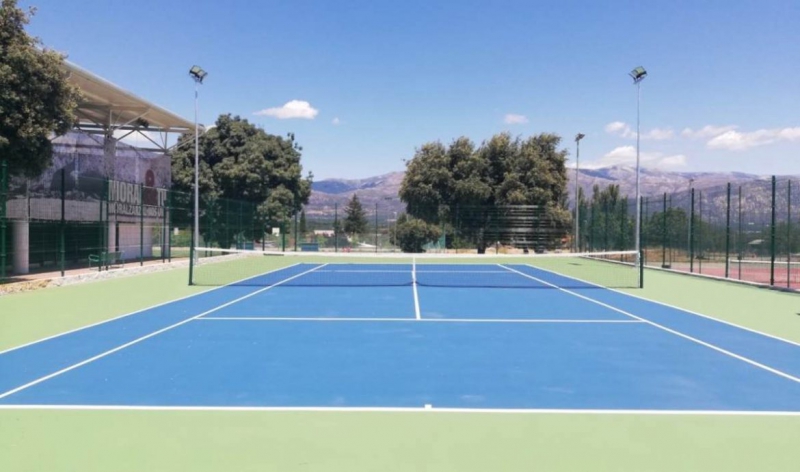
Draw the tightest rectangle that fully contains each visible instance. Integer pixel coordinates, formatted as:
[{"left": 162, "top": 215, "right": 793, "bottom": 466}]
[{"left": 63, "top": 61, "right": 200, "bottom": 153}]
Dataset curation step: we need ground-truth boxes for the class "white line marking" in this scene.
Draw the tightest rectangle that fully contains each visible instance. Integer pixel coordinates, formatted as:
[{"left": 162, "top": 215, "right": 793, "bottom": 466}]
[
  {"left": 534, "top": 263, "right": 800, "bottom": 349},
  {"left": 412, "top": 257, "right": 421, "bottom": 320},
  {"left": 0, "top": 404, "right": 798, "bottom": 416},
  {"left": 620, "top": 270, "right": 800, "bottom": 349},
  {"left": 195, "top": 316, "right": 644, "bottom": 324},
  {"left": 0, "top": 263, "right": 304, "bottom": 356},
  {"left": 499, "top": 264, "right": 800, "bottom": 385},
  {"left": 0, "top": 264, "right": 328, "bottom": 400}
]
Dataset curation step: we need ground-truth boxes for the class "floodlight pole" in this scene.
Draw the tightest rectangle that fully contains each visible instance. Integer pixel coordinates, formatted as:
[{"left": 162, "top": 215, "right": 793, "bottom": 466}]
[
  {"left": 194, "top": 80, "right": 200, "bottom": 250},
  {"left": 574, "top": 133, "right": 585, "bottom": 252},
  {"left": 189, "top": 66, "right": 207, "bottom": 253},
  {"left": 630, "top": 67, "right": 647, "bottom": 262}
]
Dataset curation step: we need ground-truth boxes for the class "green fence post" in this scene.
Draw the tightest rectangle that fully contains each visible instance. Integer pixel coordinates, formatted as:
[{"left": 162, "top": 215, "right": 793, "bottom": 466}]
[
  {"left": 281, "top": 215, "right": 286, "bottom": 252},
  {"left": 188, "top": 227, "right": 195, "bottom": 285},
  {"left": 770, "top": 175, "right": 777, "bottom": 286},
  {"left": 787, "top": 180, "right": 792, "bottom": 288},
  {"left": 60, "top": 169, "right": 66, "bottom": 277},
  {"left": 690, "top": 188, "right": 695, "bottom": 273},
  {"left": 161, "top": 188, "right": 167, "bottom": 263},
  {"left": 738, "top": 185, "right": 743, "bottom": 280},
  {"left": 698, "top": 191, "right": 703, "bottom": 273},
  {"left": 1, "top": 158, "right": 7, "bottom": 281},
  {"left": 140, "top": 183, "right": 144, "bottom": 266},
  {"left": 334, "top": 202, "right": 339, "bottom": 253},
  {"left": 662, "top": 193, "right": 668, "bottom": 268},
  {"left": 725, "top": 183, "right": 731, "bottom": 278},
  {"left": 294, "top": 210, "right": 298, "bottom": 252}
]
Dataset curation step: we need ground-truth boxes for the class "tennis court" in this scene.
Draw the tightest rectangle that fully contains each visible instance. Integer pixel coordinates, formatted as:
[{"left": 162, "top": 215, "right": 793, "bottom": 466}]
[{"left": 2, "top": 250, "right": 800, "bottom": 413}]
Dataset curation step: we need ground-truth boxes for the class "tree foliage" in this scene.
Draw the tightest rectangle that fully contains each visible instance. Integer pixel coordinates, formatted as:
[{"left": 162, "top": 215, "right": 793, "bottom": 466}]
[
  {"left": 393, "top": 213, "right": 441, "bottom": 253},
  {"left": 584, "top": 184, "right": 634, "bottom": 251},
  {"left": 0, "top": 0, "right": 81, "bottom": 177},
  {"left": 171, "top": 114, "right": 312, "bottom": 245},
  {"left": 399, "top": 133, "right": 571, "bottom": 252},
  {"left": 343, "top": 193, "right": 368, "bottom": 237}
]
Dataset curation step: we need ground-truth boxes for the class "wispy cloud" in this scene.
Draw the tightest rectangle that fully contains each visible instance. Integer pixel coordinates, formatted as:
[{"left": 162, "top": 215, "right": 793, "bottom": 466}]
[
  {"left": 604, "top": 121, "right": 674, "bottom": 140},
  {"left": 254, "top": 100, "right": 319, "bottom": 120},
  {"left": 504, "top": 114, "right": 528, "bottom": 124},
  {"left": 706, "top": 127, "right": 800, "bottom": 151},
  {"left": 681, "top": 125, "right": 737, "bottom": 139},
  {"left": 332, "top": 117, "right": 341, "bottom": 126},
  {"left": 585, "top": 145, "right": 687, "bottom": 169}
]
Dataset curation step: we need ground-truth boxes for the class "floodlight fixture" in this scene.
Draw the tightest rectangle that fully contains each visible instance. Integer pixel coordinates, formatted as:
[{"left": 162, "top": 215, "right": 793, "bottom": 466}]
[
  {"left": 189, "top": 65, "right": 208, "bottom": 83},
  {"left": 629, "top": 66, "right": 647, "bottom": 84}
]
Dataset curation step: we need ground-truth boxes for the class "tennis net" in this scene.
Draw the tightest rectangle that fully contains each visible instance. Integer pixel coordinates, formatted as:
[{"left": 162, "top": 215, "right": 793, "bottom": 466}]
[{"left": 189, "top": 248, "right": 643, "bottom": 289}]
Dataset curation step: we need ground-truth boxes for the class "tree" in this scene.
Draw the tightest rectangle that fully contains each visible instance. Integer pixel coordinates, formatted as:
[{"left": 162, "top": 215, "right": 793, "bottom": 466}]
[
  {"left": 343, "top": 193, "right": 369, "bottom": 239},
  {"left": 394, "top": 213, "right": 441, "bottom": 253},
  {"left": 171, "top": 114, "right": 313, "bottom": 247},
  {"left": 0, "top": 0, "right": 81, "bottom": 177},
  {"left": 399, "top": 133, "right": 571, "bottom": 253}
]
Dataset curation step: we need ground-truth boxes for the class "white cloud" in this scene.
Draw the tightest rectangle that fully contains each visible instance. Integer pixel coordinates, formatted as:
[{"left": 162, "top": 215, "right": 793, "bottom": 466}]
[
  {"left": 604, "top": 121, "right": 673, "bottom": 140},
  {"left": 681, "top": 125, "right": 738, "bottom": 139},
  {"left": 707, "top": 127, "right": 800, "bottom": 151},
  {"left": 332, "top": 117, "right": 341, "bottom": 126},
  {"left": 254, "top": 100, "right": 319, "bottom": 120},
  {"left": 584, "top": 145, "right": 687, "bottom": 169},
  {"left": 604, "top": 121, "right": 627, "bottom": 134},
  {"left": 504, "top": 114, "right": 528, "bottom": 124}
]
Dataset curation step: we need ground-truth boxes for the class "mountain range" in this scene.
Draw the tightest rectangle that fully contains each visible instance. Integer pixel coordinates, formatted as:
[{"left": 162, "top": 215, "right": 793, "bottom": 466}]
[{"left": 307, "top": 166, "right": 787, "bottom": 216}]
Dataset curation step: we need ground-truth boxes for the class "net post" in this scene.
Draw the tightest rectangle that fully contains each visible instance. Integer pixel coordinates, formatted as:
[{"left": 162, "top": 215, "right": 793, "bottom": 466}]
[
  {"left": 689, "top": 188, "right": 695, "bottom": 273},
  {"left": 0, "top": 158, "right": 6, "bottom": 282},
  {"left": 60, "top": 169, "right": 66, "bottom": 277},
  {"left": 661, "top": 192, "right": 668, "bottom": 268},
  {"left": 725, "top": 182, "right": 731, "bottom": 278},
  {"left": 639, "top": 249, "right": 645, "bottom": 288},
  {"left": 375, "top": 202, "right": 378, "bottom": 253},
  {"left": 770, "top": 175, "right": 776, "bottom": 286},
  {"left": 139, "top": 183, "right": 144, "bottom": 267}
]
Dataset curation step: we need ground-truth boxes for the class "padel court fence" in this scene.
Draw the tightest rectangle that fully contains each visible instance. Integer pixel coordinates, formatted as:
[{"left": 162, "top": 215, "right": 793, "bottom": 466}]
[{"left": 631, "top": 176, "right": 798, "bottom": 289}]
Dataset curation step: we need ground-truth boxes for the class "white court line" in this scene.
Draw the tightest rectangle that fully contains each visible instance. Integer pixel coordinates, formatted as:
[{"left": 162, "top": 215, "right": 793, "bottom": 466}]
[
  {"left": 412, "top": 258, "right": 421, "bottom": 320},
  {"left": 0, "top": 404, "right": 798, "bottom": 416},
  {"left": 0, "top": 264, "right": 328, "bottom": 401},
  {"left": 196, "top": 316, "right": 644, "bottom": 324},
  {"left": 597, "top": 268, "right": 800, "bottom": 349},
  {"left": 0, "top": 262, "right": 304, "bottom": 357},
  {"left": 499, "top": 264, "right": 800, "bottom": 385}
]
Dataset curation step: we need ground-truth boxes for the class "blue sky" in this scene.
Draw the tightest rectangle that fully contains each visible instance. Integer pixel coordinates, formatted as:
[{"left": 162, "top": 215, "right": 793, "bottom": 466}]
[{"left": 24, "top": 0, "right": 800, "bottom": 179}]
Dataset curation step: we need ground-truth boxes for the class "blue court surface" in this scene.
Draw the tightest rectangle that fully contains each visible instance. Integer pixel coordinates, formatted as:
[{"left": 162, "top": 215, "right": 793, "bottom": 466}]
[{"left": 2, "top": 262, "right": 800, "bottom": 412}]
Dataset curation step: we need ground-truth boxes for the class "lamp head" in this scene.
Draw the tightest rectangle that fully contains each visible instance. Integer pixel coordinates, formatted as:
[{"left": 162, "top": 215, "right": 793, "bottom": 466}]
[
  {"left": 189, "top": 65, "right": 208, "bottom": 83},
  {"left": 575, "top": 133, "right": 585, "bottom": 143},
  {"left": 629, "top": 66, "right": 647, "bottom": 84}
]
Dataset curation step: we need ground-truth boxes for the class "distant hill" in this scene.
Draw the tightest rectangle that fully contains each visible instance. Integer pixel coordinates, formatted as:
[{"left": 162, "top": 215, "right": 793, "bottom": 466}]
[{"left": 307, "top": 166, "right": 788, "bottom": 217}]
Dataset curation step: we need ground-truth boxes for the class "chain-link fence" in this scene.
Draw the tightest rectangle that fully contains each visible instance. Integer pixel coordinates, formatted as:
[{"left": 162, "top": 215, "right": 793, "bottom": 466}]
[{"left": 637, "top": 176, "right": 800, "bottom": 289}]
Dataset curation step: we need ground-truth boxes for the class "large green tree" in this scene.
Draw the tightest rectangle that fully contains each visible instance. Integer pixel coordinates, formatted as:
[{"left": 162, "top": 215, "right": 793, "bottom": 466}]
[
  {"left": 171, "top": 114, "right": 312, "bottom": 247},
  {"left": 399, "top": 132, "right": 571, "bottom": 252},
  {"left": 0, "top": 0, "right": 81, "bottom": 177},
  {"left": 343, "top": 193, "right": 368, "bottom": 239}
]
